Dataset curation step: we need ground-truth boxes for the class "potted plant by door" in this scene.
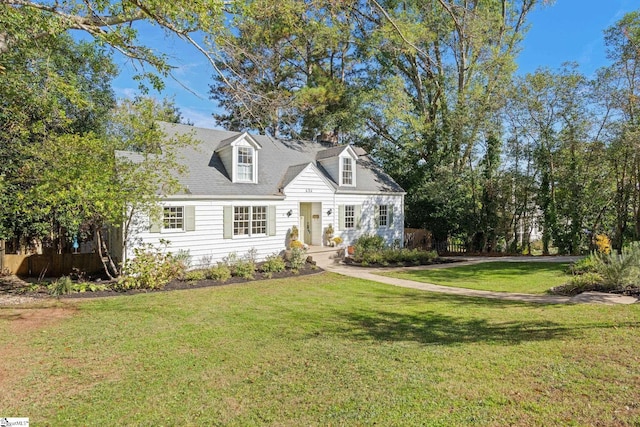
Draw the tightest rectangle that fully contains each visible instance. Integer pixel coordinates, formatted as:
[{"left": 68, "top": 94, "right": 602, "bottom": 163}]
[
  {"left": 290, "top": 225, "right": 299, "bottom": 241},
  {"left": 324, "top": 224, "right": 334, "bottom": 246}
]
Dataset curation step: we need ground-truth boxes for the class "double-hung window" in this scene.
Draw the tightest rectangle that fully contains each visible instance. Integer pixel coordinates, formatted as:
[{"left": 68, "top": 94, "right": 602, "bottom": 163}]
[
  {"left": 237, "top": 147, "right": 254, "bottom": 182},
  {"left": 251, "top": 206, "right": 267, "bottom": 235},
  {"left": 342, "top": 157, "right": 353, "bottom": 186},
  {"left": 233, "top": 206, "right": 250, "bottom": 236},
  {"left": 234, "top": 206, "right": 267, "bottom": 236},
  {"left": 344, "top": 205, "right": 355, "bottom": 229},
  {"left": 163, "top": 206, "right": 184, "bottom": 230},
  {"left": 378, "top": 204, "right": 388, "bottom": 227}
]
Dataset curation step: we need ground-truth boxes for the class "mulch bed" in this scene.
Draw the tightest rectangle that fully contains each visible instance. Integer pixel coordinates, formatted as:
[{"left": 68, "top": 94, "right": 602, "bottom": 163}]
[{"left": 0, "top": 264, "right": 323, "bottom": 301}]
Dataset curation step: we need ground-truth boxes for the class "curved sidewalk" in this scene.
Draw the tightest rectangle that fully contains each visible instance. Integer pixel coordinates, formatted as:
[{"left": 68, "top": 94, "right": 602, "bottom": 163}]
[{"left": 309, "top": 250, "right": 639, "bottom": 305}]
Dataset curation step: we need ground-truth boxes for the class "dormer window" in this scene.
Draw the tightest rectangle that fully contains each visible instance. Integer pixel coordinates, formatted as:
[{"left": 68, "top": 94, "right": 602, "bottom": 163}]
[
  {"left": 237, "top": 147, "right": 254, "bottom": 182},
  {"left": 342, "top": 157, "right": 352, "bottom": 185},
  {"left": 316, "top": 145, "right": 358, "bottom": 187},
  {"left": 215, "top": 132, "right": 261, "bottom": 184}
]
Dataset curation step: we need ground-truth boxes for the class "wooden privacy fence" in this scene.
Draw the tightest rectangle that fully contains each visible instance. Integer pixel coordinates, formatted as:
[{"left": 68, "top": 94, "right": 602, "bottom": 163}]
[
  {"left": 3, "top": 253, "right": 104, "bottom": 277},
  {"left": 404, "top": 228, "right": 431, "bottom": 249}
]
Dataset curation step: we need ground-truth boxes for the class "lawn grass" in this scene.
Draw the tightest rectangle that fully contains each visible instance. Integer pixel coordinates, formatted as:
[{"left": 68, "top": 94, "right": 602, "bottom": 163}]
[
  {"left": 1, "top": 273, "right": 639, "bottom": 426},
  {"left": 380, "top": 261, "right": 571, "bottom": 294}
]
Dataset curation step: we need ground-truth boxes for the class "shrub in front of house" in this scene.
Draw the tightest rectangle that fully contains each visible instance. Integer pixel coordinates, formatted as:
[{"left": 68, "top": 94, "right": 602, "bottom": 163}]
[
  {"left": 352, "top": 234, "right": 384, "bottom": 260},
  {"left": 49, "top": 276, "right": 74, "bottom": 296},
  {"left": 289, "top": 247, "right": 307, "bottom": 272},
  {"left": 206, "top": 264, "right": 231, "bottom": 282},
  {"left": 118, "top": 242, "right": 189, "bottom": 290},
  {"left": 184, "top": 269, "right": 207, "bottom": 282},
  {"left": 223, "top": 249, "right": 258, "bottom": 280},
  {"left": 261, "top": 253, "right": 286, "bottom": 274},
  {"left": 349, "top": 234, "right": 439, "bottom": 266},
  {"left": 234, "top": 258, "right": 256, "bottom": 280}
]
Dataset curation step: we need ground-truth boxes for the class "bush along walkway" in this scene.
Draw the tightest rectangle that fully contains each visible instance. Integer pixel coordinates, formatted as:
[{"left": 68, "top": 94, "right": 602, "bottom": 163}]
[{"left": 309, "top": 250, "right": 639, "bottom": 305}]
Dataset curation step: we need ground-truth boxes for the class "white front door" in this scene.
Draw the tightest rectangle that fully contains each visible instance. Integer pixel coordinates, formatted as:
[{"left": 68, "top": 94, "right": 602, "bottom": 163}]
[{"left": 300, "top": 203, "right": 312, "bottom": 244}]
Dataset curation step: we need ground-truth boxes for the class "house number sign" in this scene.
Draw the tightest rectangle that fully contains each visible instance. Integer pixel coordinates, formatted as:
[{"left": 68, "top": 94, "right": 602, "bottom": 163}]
[{"left": 305, "top": 188, "right": 313, "bottom": 193}]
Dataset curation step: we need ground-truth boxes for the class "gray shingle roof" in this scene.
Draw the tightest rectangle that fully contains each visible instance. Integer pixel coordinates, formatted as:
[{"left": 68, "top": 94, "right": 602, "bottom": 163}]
[
  {"left": 316, "top": 145, "right": 351, "bottom": 161},
  {"left": 118, "top": 122, "right": 405, "bottom": 197}
]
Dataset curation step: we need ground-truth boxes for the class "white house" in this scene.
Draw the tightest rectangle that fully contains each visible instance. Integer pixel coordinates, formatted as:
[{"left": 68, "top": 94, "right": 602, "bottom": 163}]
[{"left": 116, "top": 122, "right": 405, "bottom": 266}]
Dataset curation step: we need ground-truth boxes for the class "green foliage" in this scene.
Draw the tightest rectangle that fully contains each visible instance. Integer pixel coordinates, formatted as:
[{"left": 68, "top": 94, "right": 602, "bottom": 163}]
[
  {"left": 352, "top": 234, "right": 385, "bottom": 262},
  {"left": 48, "top": 276, "right": 74, "bottom": 296},
  {"left": 118, "top": 241, "right": 188, "bottom": 290},
  {"left": 551, "top": 273, "right": 604, "bottom": 296},
  {"left": 289, "top": 248, "right": 307, "bottom": 271},
  {"left": 355, "top": 248, "right": 439, "bottom": 266},
  {"left": 568, "top": 255, "right": 599, "bottom": 275},
  {"left": 234, "top": 259, "right": 256, "bottom": 280},
  {"left": 209, "top": 1, "right": 354, "bottom": 138},
  {"left": 72, "top": 282, "right": 109, "bottom": 293},
  {"left": 48, "top": 277, "right": 109, "bottom": 295},
  {"left": 222, "top": 252, "right": 240, "bottom": 268},
  {"left": 222, "top": 250, "right": 256, "bottom": 279},
  {"left": 1, "top": 0, "right": 227, "bottom": 91},
  {"left": 184, "top": 270, "right": 207, "bottom": 282},
  {"left": 206, "top": 264, "right": 231, "bottom": 282},
  {"left": 593, "top": 243, "right": 640, "bottom": 290},
  {"left": 350, "top": 235, "right": 438, "bottom": 266},
  {"left": 0, "top": 33, "right": 117, "bottom": 245},
  {"left": 261, "top": 254, "right": 286, "bottom": 273}
]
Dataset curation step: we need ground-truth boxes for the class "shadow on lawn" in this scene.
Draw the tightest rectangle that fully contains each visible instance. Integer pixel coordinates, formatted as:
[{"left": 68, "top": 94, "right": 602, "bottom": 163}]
[{"left": 334, "top": 309, "right": 573, "bottom": 345}]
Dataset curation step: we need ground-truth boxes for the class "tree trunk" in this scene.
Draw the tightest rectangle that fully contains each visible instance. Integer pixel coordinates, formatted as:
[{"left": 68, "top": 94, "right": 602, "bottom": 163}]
[{"left": 95, "top": 228, "right": 118, "bottom": 279}]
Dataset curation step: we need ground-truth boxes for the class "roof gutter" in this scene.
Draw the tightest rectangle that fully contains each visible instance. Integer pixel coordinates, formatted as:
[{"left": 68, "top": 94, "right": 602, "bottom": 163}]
[
  {"left": 161, "top": 194, "right": 286, "bottom": 201},
  {"left": 335, "top": 190, "right": 407, "bottom": 196}
]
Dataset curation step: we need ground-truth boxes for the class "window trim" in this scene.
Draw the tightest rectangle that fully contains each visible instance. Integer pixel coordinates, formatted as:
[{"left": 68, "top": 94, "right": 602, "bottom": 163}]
[
  {"left": 340, "top": 156, "right": 355, "bottom": 186},
  {"left": 233, "top": 205, "right": 268, "bottom": 237},
  {"left": 344, "top": 204, "right": 355, "bottom": 229},
  {"left": 378, "top": 204, "right": 388, "bottom": 228},
  {"left": 162, "top": 206, "right": 185, "bottom": 232},
  {"left": 236, "top": 146, "right": 254, "bottom": 182}
]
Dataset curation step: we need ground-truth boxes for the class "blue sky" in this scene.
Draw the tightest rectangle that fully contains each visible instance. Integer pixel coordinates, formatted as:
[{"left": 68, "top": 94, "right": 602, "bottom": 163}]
[{"left": 111, "top": 1, "right": 638, "bottom": 129}]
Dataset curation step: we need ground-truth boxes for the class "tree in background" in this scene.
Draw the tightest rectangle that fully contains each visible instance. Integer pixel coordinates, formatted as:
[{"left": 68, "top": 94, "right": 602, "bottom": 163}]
[
  {"left": 0, "top": 26, "right": 193, "bottom": 275},
  {"left": 0, "top": 0, "right": 229, "bottom": 90},
  {"left": 208, "top": 0, "right": 356, "bottom": 139},
  {"left": 0, "top": 34, "right": 117, "bottom": 252},
  {"left": 16, "top": 97, "right": 193, "bottom": 278},
  {"left": 506, "top": 65, "right": 609, "bottom": 255},
  {"left": 600, "top": 11, "right": 640, "bottom": 250},
  {"left": 354, "top": 0, "right": 538, "bottom": 247}
]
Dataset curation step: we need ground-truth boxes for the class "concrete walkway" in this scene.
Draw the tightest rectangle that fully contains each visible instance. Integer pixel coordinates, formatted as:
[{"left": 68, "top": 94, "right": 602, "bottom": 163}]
[{"left": 307, "top": 248, "right": 639, "bottom": 305}]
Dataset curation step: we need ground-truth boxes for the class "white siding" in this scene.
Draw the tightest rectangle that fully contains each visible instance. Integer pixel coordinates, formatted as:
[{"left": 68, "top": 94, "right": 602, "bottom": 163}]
[
  {"left": 284, "top": 165, "right": 336, "bottom": 247},
  {"left": 126, "top": 165, "right": 405, "bottom": 266},
  {"left": 129, "top": 200, "right": 291, "bottom": 268},
  {"left": 334, "top": 194, "right": 404, "bottom": 247}
]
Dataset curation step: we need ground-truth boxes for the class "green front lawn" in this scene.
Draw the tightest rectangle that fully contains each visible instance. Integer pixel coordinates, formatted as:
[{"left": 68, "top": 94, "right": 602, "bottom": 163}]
[
  {"left": 381, "top": 261, "right": 570, "bottom": 294},
  {"left": 1, "top": 273, "right": 638, "bottom": 426}
]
